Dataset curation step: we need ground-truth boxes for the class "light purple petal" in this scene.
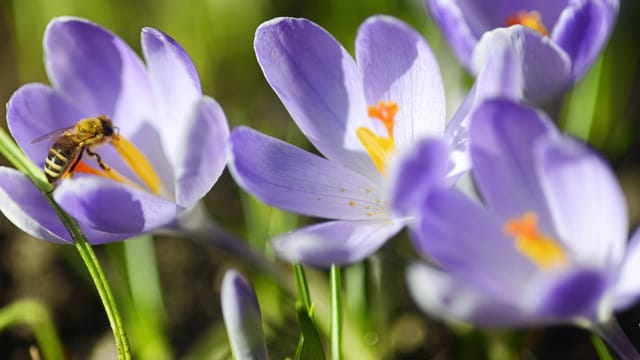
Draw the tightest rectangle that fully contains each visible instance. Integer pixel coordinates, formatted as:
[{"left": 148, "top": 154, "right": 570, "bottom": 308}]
[
  {"left": 356, "top": 16, "right": 446, "bottom": 147},
  {"left": 417, "top": 188, "right": 542, "bottom": 302},
  {"left": 453, "top": 0, "right": 568, "bottom": 36},
  {"left": 7, "top": 83, "right": 84, "bottom": 168},
  {"left": 272, "top": 219, "right": 405, "bottom": 267},
  {"left": 254, "top": 17, "right": 377, "bottom": 178},
  {"left": 44, "top": 17, "right": 153, "bottom": 134},
  {"left": 228, "top": 127, "right": 386, "bottom": 221},
  {"left": 390, "top": 137, "right": 451, "bottom": 216},
  {"left": 0, "top": 167, "right": 125, "bottom": 244},
  {"left": 426, "top": 0, "right": 478, "bottom": 70},
  {"left": 469, "top": 100, "right": 558, "bottom": 232},
  {"left": 538, "top": 136, "right": 627, "bottom": 270},
  {"left": 221, "top": 270, "right": 267, "bottom": 360},
  {"left": 0, "top": 167, "right": 68, "bottom": 243},
  {"left": 614, "top": 227, "right": 640, "bottom": 310},
  {"left": 472, "top": 27, "right": 571, "bottom": 103},
  {"left": 142, "top": 27, "right": 202, "bottom": 161},
  {"left": 552, "top": 0, "right": 618, "bottom": 80},
  {"left": 407, "top": 263, "right": 533, "bottom": 327},
  {"left": 54, "top": 177, "right": 178, "bottom": 234},
  {"left": 174, "top": 96, "right": 229, "bottom": 208}
]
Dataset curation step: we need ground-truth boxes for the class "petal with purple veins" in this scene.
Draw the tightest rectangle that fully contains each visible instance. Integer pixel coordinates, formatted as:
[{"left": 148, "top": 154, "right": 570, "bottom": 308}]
[
  {"left": 272, "top": 219, "right": 406, "bottom": 267},
  {"left": 6, "top": 83, "right": 84, "bottom": 168},
  {"left": 174, "top": 96, "right": 230, "bottom": 208},
  {"left": 0, "top": 167, "right": 125, "bottom": 244},
  {"left": 356, "top": 16, "right": 446, "bottom": 147},
  {"left": 254, "top": 17, "right": 376, "bottom": 177},
  {"left": 44, "top": 17, "right": 153, "bottom": 133},
  {"left": 54, "top": 177, "right": 178, "bottom": 234},
  {"left": 142, "top": 27, "right": 202, "bottom": 156},
  {"left": 228, "top": 127, "right": 385, "bottom": 221}
]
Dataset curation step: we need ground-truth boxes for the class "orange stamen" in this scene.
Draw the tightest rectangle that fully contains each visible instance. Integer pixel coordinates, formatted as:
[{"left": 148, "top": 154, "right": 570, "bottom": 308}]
[
  {"left": 506, "top": 11, "right": 549, "bottom": 36},
  {"left": 71, "top": 160, "right": 145, "bottom": 191},
  {"left": 357, "top": 100, "right": 399, "bottom": 175},
  {"left": 504, "top": 212, "right": 566, "bottom": 269}
]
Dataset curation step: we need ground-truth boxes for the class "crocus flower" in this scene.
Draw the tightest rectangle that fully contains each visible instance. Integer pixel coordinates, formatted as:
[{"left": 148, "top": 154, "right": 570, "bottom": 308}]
[
  {"left": 404, "top": 99, "right": 640, "bottom": 342},
  {"left": 228, "top": 16, "right": 467, "bottom": 267},
  {"left": 0, "top": 17, "right": 228, "bottom": 244},
  {"left": 427, "top": 0, "right": 619, "bottom": 102},
  {"left": 221, "top": 269, "right": 268, "bottom": 360}
]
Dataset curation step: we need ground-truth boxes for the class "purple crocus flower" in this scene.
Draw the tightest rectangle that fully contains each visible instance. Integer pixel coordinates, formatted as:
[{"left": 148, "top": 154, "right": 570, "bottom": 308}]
[
  {"left": 404, "top": 99, "right": 640, "bottom": 338},
  {"left": 427, "top": 0, "right": 619, "bottom": 102},
  {"left": 228, "top": 16, "right": 466, "bottom": 267},
  {"left": 221, "top": 269, "right": 268, "bottom": 360},
  {"left": 0, "top": 17, "right": 229, "bottom": 244}
]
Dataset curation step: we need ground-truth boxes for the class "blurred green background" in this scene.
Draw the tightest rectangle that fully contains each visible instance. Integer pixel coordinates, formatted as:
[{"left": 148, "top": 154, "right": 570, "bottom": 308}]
[{"left": 0, "top": 0, "right": 639, "bottom": 359}]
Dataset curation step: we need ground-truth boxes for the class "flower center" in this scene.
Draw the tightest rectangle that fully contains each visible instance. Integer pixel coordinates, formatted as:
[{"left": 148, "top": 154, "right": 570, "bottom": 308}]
[
  {"left": 73, "top": 134, "right": 163, "bottom": 195},
  {"left": 506, "top": 11, "right": 549, "bottom": 36},
  {"left": 504, "top": 212, "right": 566, "bottom": 269},
  {"left": 356, "top": 100, "right": 398, "bottom": 175}
]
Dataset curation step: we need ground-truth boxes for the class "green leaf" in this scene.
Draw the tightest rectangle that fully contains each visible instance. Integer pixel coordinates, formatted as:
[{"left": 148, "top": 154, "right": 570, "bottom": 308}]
[{"left": 296, "top": 303, "right": 326, "bottom": 360}]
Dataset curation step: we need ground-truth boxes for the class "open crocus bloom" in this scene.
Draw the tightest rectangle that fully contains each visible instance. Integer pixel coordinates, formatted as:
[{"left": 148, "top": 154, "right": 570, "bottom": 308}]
[
  {"left": 427, "top": 0, "right": 619, "bottom": 102},
  {"left": 405, "top": 99, "right": 640, "bottom": 328},
  {"left": 228, "top": 16, "right": 467, "bottom": 267},
  {"left": 0, "top": 17, "right": 229, "bottom": 244}
]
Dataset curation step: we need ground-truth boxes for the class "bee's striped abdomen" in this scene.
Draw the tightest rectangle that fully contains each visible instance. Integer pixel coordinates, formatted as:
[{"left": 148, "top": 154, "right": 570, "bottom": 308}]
[{"left": 44, "top": 138, "right": 80, "bottom": 183}]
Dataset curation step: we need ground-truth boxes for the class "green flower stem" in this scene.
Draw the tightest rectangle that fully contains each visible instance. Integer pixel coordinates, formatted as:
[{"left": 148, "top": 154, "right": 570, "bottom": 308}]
[
  {"left": 0, "top": 127, "right": 131, "bottom": 359},
  {"left": 592, "top": 317, "right": 640, "bottom": 360},
  {"left": 330, "top": 265, "right": 343, "bottom": 360},
  {"left": 46, "top": 196, "right": 132, "bottom": 360},
  {"left": 591, "top": 333, "right": 614, "bottom": 360},
  {"left": 0, "top": 299, "right": 64, "bottom": 360}
]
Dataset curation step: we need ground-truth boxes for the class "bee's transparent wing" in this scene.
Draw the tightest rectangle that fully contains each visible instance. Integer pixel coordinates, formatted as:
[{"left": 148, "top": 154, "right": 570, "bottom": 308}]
[{"left": 31, "top": 126, "right": 73, "bottom": 144}]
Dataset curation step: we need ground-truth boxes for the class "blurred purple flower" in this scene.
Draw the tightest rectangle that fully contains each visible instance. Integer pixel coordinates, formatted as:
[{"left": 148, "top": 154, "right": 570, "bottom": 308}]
[
  {"left": 221, "top": 269, "right": 267, "bottom": 360},
  {"left": 405, "top": 99, "right": 640, "bottom": 329},
  {"left": 228, "top": 16, "right": 466, "bottom": 267},
  {"left": 427, "top": 0, "right": 619, "bottom": 102},
  {"left": 0, "top": 17, "right": 229, "bottom": 244}
]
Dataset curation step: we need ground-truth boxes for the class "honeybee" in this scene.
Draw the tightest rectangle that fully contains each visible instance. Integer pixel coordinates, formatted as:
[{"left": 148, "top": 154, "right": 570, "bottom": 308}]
[{"left": 32, "top": 115, "right": 118, "bottom": 184}]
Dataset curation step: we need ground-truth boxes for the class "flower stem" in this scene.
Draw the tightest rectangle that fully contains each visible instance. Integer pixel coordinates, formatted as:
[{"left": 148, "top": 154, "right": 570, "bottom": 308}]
[
  {"left": 592, "top": 317, "right": 640, "bottom": 360},
  {"left": 0, "top": 127, "right": 131, "bottom": 359},
  {"left": 330, "top": 264, "right": 343, "bottom": 360},
  {"left": 0, "top": 299, "right": 64, "bottom": 360}
]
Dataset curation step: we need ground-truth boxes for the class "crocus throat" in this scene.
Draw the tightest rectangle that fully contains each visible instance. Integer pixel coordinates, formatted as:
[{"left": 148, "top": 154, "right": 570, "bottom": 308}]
[
  {"left": 504, "top": 212, "right": 566, "bottom": 269},
  {"left": 72, "top": 135, "right": 163, "bottom": 195},
  {"left": 506, "top": 11, "right": 549, "bottom": 36},
  {"left": 356, "top": 100, "right": 398, "bottom": 175}
]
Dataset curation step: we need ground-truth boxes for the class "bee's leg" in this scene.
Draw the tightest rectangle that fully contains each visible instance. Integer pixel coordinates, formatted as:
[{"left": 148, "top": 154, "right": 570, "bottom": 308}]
[
  {"left": 64, "top": 149, "right": 84, "bottom": 179},
  {"left": 86, "top": 148, "right": 111, "bottom": 172}
]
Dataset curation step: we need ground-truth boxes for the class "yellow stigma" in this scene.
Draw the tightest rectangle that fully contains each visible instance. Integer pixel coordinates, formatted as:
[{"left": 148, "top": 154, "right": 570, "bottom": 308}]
[
  {"left": 504, "top": 212, "right": 566, "bottom": 269},
  {"left": 110, "top": 135, "right": 163, "bottom": 195},
  {"left": 73, "top": 134, "right": 163, "bottom": 195},
  {"left": 356, "top": 100, "right": 398, "bottom": 175},
  {"left": 506, "top": 11, "right": 549, "bottom": 36}
]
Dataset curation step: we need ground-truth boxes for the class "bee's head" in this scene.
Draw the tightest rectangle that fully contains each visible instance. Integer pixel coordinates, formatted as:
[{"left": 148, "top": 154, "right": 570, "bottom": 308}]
[{"left": 98, "top": 115, "right": 116, "bottom": 137}]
